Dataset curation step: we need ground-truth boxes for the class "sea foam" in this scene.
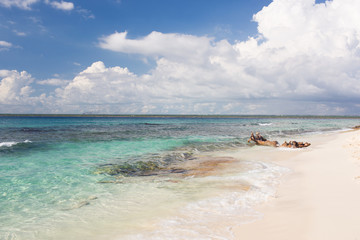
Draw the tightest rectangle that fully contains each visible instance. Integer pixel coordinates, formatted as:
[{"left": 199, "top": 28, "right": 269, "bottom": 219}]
[
  {"left": 0, "top": 140, "right": 31, "bottom": 148},
  {"left": 123, "top": 161, "right": 290, "bottom": 240},
  {"left": 258, "top": 123, "right": 272, "bottom": 126}
]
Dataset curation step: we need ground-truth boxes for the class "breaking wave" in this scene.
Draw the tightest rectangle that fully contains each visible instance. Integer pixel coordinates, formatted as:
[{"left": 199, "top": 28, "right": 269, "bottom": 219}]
[
  {"left": 258, "top": 123, "right": 272, "bottom": 126},
  {"left": 0, "top": 140, "right": 32, "bottom": 148}
]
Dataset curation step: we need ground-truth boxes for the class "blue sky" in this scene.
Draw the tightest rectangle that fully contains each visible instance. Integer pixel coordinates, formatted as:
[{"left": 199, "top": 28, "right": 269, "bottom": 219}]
[
  {"left": 1, "top": 0, "right": 270, "bottom": 78},
  {"left": 1, "top": 0, "right": 360, "bottom": 115}
]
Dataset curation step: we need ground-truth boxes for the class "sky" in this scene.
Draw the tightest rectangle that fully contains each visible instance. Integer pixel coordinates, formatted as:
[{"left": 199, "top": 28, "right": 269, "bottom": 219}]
[{"left": 1, "top": 0, "right": 360, "bottom": 115}]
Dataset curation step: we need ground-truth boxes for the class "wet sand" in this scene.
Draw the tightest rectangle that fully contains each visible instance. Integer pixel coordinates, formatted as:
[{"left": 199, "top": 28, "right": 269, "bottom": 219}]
[{"left": 230, "top": 129, "right": 360, "bottom": 239}]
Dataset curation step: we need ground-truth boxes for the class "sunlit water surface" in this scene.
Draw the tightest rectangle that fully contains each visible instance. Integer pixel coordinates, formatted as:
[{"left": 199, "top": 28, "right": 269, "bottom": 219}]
[{"left": 0, "top": 116, "right": 358, "bottom": 239}]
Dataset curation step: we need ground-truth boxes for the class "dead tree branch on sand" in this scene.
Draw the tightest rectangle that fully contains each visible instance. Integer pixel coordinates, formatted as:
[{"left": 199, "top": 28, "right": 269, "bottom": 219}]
[{"left": 248, "top": 132, "right": 310, "bottom": 148}]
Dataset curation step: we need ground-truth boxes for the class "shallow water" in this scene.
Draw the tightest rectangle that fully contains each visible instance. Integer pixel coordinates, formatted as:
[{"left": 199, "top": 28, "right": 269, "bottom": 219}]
[{"left": 0, "top": 116, "right": 359, "bottom": 239}]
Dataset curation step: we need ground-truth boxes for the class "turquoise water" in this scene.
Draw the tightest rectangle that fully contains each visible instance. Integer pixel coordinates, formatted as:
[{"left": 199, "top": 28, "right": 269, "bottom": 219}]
[{"left": 0, "top": 116, "right": 359, "bottom": 239}]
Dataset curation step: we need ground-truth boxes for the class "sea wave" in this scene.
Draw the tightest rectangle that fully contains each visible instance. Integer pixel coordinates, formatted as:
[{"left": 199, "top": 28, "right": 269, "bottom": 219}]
[
  {"left": 0, "top": 140, "right": 32, "bottom": 148},
  {"left": 258, "top": 123, "right": 272, "bottom": 126}
]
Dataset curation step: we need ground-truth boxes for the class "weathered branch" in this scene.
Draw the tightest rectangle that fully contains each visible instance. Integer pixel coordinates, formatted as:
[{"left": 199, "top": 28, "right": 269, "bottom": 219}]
[{"left": 248, "top": 132, "right": 311, "bottom": 148}]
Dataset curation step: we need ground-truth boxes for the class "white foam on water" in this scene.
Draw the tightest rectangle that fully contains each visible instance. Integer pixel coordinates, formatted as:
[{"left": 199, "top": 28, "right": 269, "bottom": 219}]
[
  {"left": 0, "top": 139, "right": 32, "bottom": 148},
  {"left": 0, "top": 141, "right": 18, "bottom": 147},
  {"left": 0, "top": 140, "right": 32, "bottom": 148},
  {"left": 121, "top": 161, "right": 290, "bottom": 240},
  {"left": 277, "top": 147, "right": 304, "bottom": 151},
  {"left": 258, "top": 123, "right": 272, "bottom": 126}
]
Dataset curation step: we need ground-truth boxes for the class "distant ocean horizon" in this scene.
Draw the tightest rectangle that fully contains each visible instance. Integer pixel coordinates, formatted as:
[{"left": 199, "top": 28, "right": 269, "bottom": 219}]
[
  {"left": 1, "top": 115, "right": 359, "bottom": 239},
  {"left": 1, "top": 114, "right": 360, "bottom": 118}
]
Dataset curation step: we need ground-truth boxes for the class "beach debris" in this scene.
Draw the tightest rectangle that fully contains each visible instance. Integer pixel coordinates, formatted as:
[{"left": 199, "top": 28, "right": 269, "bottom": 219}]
[
  {"left": 247, "top": 132, "right": 279, "bottom": 147},
  {"left": 248, "top": 132, "right": 311, "bottom": 148},
  {"left": 353, "top": 125, "right": 360, "bottom": 130},
  {"left": 280, "top": 141, "right": 311, "bottom": 148}
]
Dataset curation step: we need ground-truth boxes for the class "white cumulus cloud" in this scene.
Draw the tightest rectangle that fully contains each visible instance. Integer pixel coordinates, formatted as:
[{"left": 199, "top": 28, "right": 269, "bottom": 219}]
[
  {"left": 0, "top": 70, "right": 50, "bottom": 113},
  {"left": 46, "top": 0, "right": 74, "bottom": 11},
  {"left": 253, "top": 0, "right": 360, "bottom": 58},
  {"left": 99, "top": 31, "right": 212, "bottom": 63},
  {"left": 0, "top": 0, "right": 39, "bottom": 10},
  {"left": 0, "top": 40, "right": 12, "bottom": 51},
  {"left": 37, "top": 78, "right": 70, "bottom": 86},
  {"left": 0, "top": 70, "right": 34, "bottom": 104},
  {"left": 54, "top": 61, "right": 140, "bottom": 105}
]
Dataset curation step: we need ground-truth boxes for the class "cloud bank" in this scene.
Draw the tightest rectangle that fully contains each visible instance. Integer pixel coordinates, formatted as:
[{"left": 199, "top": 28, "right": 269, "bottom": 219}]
[{"left": 1, "top": 0, "right": 360, "bottom": 114}]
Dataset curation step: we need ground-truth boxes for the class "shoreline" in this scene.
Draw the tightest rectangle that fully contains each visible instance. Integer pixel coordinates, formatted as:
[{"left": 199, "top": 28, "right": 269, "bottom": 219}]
[
  {"left": 116, "top": 129, "right": 360, "bottom": 240},
  {"left": 230, "top": 129, "right": 360, "bottom": 239}
]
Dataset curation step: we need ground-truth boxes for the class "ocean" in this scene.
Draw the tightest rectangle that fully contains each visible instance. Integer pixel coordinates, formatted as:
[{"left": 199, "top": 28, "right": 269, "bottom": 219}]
[{"left": 0, "top": 116, "right": 359, "bottom": 240}]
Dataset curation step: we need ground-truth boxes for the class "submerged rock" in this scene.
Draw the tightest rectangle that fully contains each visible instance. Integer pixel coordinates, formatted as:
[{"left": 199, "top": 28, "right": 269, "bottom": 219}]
[
  {"left": 94, "top": 160, "right": 162, "bottom": 176},
  {"left": 97, "top": 180, "right": 123, "bottom": 184}
]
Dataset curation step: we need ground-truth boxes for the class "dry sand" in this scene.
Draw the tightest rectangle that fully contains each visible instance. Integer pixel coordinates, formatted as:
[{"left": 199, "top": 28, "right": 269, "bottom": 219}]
[{"left": 231, "top": 129, "right": 360, "bottom": 240}]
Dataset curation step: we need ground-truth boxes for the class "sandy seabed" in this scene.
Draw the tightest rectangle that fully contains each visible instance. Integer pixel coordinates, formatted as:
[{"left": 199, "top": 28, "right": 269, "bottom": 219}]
[{"left": 230, "top": 129, "right": 360, "bottom": 240}]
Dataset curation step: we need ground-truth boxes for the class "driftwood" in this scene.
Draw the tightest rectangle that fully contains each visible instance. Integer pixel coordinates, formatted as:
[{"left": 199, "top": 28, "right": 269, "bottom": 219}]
[
  {"left": 248, "top": 132, "right": 310, "bottom": 148},
  {"left": 280, "top": 141, "right": 311, "bottom": 148},
  {"left": 247, "top": 132, "right": 279, "bottom": 147}
]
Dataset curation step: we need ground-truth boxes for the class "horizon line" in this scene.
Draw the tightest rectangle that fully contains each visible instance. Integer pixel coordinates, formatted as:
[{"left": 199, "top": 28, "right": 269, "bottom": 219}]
[{"left": 1, "top": 114, "right": 360, "bottom": 119}]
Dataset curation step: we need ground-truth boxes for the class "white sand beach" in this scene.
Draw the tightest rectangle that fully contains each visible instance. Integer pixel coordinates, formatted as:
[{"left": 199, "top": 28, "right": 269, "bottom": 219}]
[{"left": 232, "top": 129, "right": 360, "bottom": 239}]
